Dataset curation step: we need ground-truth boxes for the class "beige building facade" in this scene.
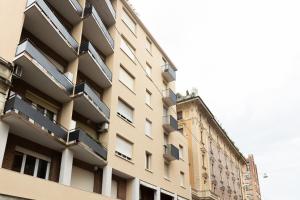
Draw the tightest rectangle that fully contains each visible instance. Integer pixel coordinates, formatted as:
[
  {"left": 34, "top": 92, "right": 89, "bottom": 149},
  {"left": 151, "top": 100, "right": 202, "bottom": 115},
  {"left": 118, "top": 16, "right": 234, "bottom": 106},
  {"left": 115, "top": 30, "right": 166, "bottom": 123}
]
[
  {"left": 177, "top": 91, "right": 247, "bottom": 200},
  {"left": 242, "top": 155, "right": 261, "bottom": 200},
  {"left": 0, "top": 0, "right": 190, "bottom": 199}
]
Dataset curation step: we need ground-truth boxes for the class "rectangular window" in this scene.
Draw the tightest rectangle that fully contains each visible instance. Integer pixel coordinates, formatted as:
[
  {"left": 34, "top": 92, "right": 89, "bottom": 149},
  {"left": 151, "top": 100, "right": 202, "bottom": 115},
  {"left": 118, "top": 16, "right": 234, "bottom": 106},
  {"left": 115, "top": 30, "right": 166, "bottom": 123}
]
[
  {"left": 145, "top": 152, "right": 152, "bottom": 170},
  {"left": 119, "top": 66, "right": 134, "bottom": 91},
  {"left": 115, "top": 136, "right": 133, "bottom": 160},
  {"left": 117, "top": 99, "right": 134, "bottom": 123},
  {"left": 120, "top": 37, "right": 136, "bottom": 62},
  {"left": 146, "top": 38, "right": 152, "bottom": 53},
  {"left": 145, "top": 90, "right": 152, "bottom": 106},
  {"left": 164, "top": 162, "right": 170, "bottom": 178},
  {"left": 122, "top": 10, "right": 136, "bottom": 33},
  {"left": 177, "top": 111, "right": 183, "bottom": 120},
  {"left": 180, "top": 171, "right": 185, "bottom": 186},
  {"left": 179, "top": 145, "right": 184, "bottom": 160},
  {"left": 145, "top": 119, "right": 152, "bottom": 137},
  {"left": 145, "top": 63, "right": 152, "bottom": 77}
]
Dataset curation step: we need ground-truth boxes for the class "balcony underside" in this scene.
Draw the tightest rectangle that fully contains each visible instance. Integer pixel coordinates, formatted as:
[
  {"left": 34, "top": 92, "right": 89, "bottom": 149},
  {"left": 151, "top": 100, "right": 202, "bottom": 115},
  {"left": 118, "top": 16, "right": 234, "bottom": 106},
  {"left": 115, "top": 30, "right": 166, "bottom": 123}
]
[
  {"left": 14, "top": 53, "right": 71, "bottom": 103},
  {"left": 88, "top": 0, "right": 116, "bottom": 26},
  {"left": 79, "top": 52, "right": 112, "bottom": 88},
  {"left": 163, "top": 96, "right": 176, "bottom": 107},
  {"left": 73, "top": 94, "right": 109, "bottom": 123},
  {"left": 24, "top": 4, "right": 77, "bottom": 61},
  {"left": 1, "top": 112, "right": 65, "bottom": 151},
  {"left": 162, "top": 71, "right": 175, "bottom": 82},
  {"left": 82, "top": 15, "right": 113, "bottom": 56},
  {"left": 163, "top": 124, "right": 176, "bottom": 133}
]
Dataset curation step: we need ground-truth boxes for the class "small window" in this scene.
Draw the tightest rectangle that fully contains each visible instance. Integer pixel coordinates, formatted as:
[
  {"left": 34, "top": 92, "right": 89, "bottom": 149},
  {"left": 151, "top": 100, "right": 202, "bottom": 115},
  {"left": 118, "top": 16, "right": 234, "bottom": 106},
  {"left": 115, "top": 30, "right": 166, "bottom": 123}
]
[
  {"left": 164, "top": 162, "right": 170, "bottom": 178},
  {"left": 177, "top": 111, "right": 183, "bottom": 120},
  {"left": 145, "top": 119, "right": 152, "bottom": 137},
  {"left": 115, "top": 136, "right": 133, "bottom": 160},
  {"left": 179, "top": 145, "right": 184, "bottom": 160},
  {"left": 146, "top": 38, "right": 152, "bottom": 53},
  {"left": 117, "top": 99, "right": 134, "bottom": 123},
  {"left": 180, "top": 171, "right": 185, "bottom": 186},
  {"left": 122, "top": 9, "right": 136, "bottom": 33},
  {"left": 145, "top": 152, "right": 152, "bottom": 170},
  {"left": 120, "top": 37, "right": 135, "bottom": 62},
  {"left": 145, "top": 90, "right": 152, "bottom": 106},
  {"left": 145, "top": 63, "right": 152, "bottom": 77},
  {"left": 119, "top": 66, "right": 135, "bottom": 91}
]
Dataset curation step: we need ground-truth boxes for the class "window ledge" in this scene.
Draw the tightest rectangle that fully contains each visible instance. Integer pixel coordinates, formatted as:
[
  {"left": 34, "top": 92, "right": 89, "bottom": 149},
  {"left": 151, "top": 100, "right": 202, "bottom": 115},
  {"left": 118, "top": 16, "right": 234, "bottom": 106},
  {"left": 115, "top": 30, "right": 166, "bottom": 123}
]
[
  {"left": 145, "top": 134, "right": 153, "bottom": 140},
  {"left": 117, "top": 114, "right": 135, "bottom": 128},
  {"left": 120, "top": 49, "right": 137, "bottom": 65},
  {"left": 146, "top": 103, "right": 153, "bottom": 110},
  {"left": 119, "top": 80, "right": 136, "bottom": 95},
  {"left": 145, "top": 169, "right": 153, "bottom": 174},
  {"left": 115, "top": 153, "right": 134, "bottom": 164},
  {"left": 164, "top": 177, "right": 171, "bottom": 182},
  {"left": 146, "top": 49, "right": 153, "bottom": 56}
]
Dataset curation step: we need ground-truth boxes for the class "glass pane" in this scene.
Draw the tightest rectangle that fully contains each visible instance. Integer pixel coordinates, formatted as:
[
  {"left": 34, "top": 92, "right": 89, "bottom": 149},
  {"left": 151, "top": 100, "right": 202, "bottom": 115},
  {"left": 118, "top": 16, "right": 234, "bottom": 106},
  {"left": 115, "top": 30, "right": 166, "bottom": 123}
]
[
  {"left": 11, "top": 152, "right": 24, "bottom": 172},
  {"left": 24, "top": 155, "right": 36, "bottom": 176},
  {"left": 37, "top": 159, "right": 48, "bottom": 179},
  {"left": 45, "top": 110, "right": 54, "bottom": 121}
]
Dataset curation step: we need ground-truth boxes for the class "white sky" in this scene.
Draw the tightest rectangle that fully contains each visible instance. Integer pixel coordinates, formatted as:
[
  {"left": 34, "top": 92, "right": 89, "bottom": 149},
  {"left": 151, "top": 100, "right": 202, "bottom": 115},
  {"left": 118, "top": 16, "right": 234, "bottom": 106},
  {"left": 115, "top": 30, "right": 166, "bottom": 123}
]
[{"left": 129, "top": 0, "right": 300, "bottom": 199}]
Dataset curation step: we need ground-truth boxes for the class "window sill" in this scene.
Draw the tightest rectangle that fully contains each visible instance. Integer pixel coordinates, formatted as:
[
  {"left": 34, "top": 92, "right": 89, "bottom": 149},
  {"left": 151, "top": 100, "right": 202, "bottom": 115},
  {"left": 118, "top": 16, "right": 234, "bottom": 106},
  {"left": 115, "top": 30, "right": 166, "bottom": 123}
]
[
  {"left": 180, "top": 185, "right": 186, "bottom": 189},
  {"left": 121, "top": 20, "right": 138, "bottom": 38},
  {"left": 117, "top": 114, "right": 135, "bottom": 128},
  {"left": 120, "top": 49, "right": 137, "bottom": 65},
  {"left": 164, "top": 177, "right": 171, "bottom": 182},
  {"left": 146, "top": 103, "right": 153, "bottom": 110},
  {"left": 146, "top": 49, "right": 153, "bottom": 56},
  {"left": 145, "top": 134, "right": 153, "bottom": 140},
  {"left": 146, "top": 74, "right": 153, "bottom": 82},
  {"left": 180, "top": 158, "right": 184, "bottom": 162},
  {"left": 115, "top": 153, "right": 134, "bottom": 164},
  {"left": 119, "top": 80, "right": 136, "bottom": 95},
  {"left": 145, "top": 169, "right": 153, "bottom": 174}
]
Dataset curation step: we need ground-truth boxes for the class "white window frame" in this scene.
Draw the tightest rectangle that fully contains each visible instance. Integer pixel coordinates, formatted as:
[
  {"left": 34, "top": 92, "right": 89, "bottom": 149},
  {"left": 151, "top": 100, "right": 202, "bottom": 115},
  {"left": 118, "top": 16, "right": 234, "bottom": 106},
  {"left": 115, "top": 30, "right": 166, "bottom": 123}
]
[
  {"left": 145, "top": 152, "right": 152, "bottom": 170},
  {"left": 122, "top": 9, "right": 136, "bottom": 33},
  {"left": 146, "top": 37, "right": 152, "bottom": 53},
  {"left": 115, "top": 136, "right": 133, "bottom": 161},
  {"left": 145, "top": 119, "right": 152, "bottom": 137},
  {"left": 179, "top": 145, "right": 184, "bottom": 160},
  {"left": 145, "top": 90, "right": 152, "bottom": 106},
  {"left": 120, "top": 37, "right": 136, "bottom": 62},
  {"left": 119, "top": 66, "right": 135, "bottom": 91},
  {"left": 117, "top": 99, "right": 134, "bottom": 123}
]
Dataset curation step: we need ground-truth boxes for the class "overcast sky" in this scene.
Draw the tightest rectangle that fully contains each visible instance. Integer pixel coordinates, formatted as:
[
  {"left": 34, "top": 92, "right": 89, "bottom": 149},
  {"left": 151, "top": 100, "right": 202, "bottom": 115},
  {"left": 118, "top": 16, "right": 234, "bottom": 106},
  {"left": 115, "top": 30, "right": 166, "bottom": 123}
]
[{"left": 130, "top": 0, "right": 300, "bottom": 199}]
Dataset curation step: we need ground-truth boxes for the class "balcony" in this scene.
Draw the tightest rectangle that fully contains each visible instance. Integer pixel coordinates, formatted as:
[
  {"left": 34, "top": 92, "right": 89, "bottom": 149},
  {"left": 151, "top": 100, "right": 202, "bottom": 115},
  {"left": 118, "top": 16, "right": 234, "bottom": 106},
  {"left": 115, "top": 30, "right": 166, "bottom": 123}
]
[
  {"left": 192, "top": 189, "right": 220, "bottom": 200},
  {"left": 163, "top": 144, "right": 179, "bottom": 161},
  {"left": 24, "top": 0, "right": 78, "bottom": 61},
  {"left": 79, "top": 42, "right": 112, "bottom": 88},
  {"left": 163, "top": 115, "right": 178, "bottom": 133},
  {"left": 2, "top": 95, "right": 67, "bottom": 150},
  {"left": 13, "top": 40, "right": 73, "bottom": 103},
  {"left": 162, "top": 89, "right": 177, "bottom": 107},
  {"left": 45, "top": 0, "right": 83, "bottom": 25},
  {"left": 68, "top": 129, "right": 107, "bottom": 166},
  {"left": 83, "top": 5, "right": 114, "bottom": 56},
  {"left": 88, "top": 0, "right": 116, "bottom": 26},
  {"left": 162, "top": 64, "right": 176, "bottom": 82},
  {"left": 73, "top": 83, "right": 110, "bottom": 123}
]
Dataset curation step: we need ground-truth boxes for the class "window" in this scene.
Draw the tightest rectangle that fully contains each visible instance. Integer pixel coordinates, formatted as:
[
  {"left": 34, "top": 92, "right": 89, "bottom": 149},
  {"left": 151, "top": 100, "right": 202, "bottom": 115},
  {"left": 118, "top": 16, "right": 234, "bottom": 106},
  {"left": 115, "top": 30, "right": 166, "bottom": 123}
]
[
  {"left": 145, "top": 152, "right": 152, "bottom": 170},
  {"left": 11, "top": 147, "right": 50, "bottom": 180},
  {"left": 145, "top": 63, "right": 152, "bottom": 77},
  {"left": 177, "top": 111, "right": 183, "bottom": 120},
  {"left": 145, "top": 119, "right": 152, "bottom": 137},
  {"left": 164, "top": 134, "right": 168, "bottom": 146},
  {"left": 122, "top": 10, "right": 136, "bottom": 33},
  {"left": 146, "top": 38, "right": 152, "bottom": 53},
  {"left": 145, "top": 90, "right": 152, "bottom": 106},
  {"left": 119, "top": 66, "right": 134, "bottom": 91},
  {"left": 164, "top": 162, "right": 170, "bottom": 178},
  {"left": 111, "top": 179, "right": 118, "bottom": 198},
  {"left": 180, "top": 172, "right": 185, "bottom": 187},
  {"left": 120, "top": 37, "right": 135, "bottom": 62},
  {"left": 117, "top": 99, "right": 134, "bottom": 123},
  {"left": 115, "top": 136, "right": 133, "bottom": 160},
  {"left": 179, "top": 145, "right": 184, "bottom": 160}
]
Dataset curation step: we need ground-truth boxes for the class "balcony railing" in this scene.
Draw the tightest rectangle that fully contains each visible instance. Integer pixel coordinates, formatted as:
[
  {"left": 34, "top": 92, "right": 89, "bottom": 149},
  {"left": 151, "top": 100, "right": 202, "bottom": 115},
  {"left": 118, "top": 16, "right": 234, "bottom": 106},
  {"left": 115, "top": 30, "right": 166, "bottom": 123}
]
[
  {"left": 84, "top": 5, "right": 114, "bottom": 49},
  {"left": 88, "top": 0, "right": 116, "bottom": 26},
  {"left": 68, "top": 129, "right": 107, "bottom": 160},
  {"left": 26, "top": 0, "right": 79, "bottom": 51},
  {"left": 75, "top": 83, "right": 110, "bottom": 120},
  {"left": 16, "top": 40, "right": 73, "bottom": 94},
  {"left": 163, "top": 115, "right": 178, "bottom": 132},
  {"left": 163, "top": 144, "right": 179, "bottom": 161},
  {"left": 162, "top": 89, "right": 177, "bottom": 106},
  {"left": 4, "top": 95, "right": 67, "bottom": 141},
  {"left": 162, "top": 64, "right": 176, "bottom": 82},
  {"left": 80, "top": 42, "right": 112, "bottom": 82}
]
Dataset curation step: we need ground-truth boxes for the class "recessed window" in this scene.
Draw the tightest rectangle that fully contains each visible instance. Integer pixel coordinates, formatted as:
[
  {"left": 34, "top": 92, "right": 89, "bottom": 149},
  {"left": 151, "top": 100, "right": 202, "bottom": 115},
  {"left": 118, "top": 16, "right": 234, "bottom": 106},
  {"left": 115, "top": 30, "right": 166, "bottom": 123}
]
[
  {"left": 145, "top": 119, "right": 152, "bottom": 137},
  {"left": 120, "top": 37, "right": 135, "bottom": 62},
  {"left": 117, "top": 99, "right": 134, "bottom": 123},
  {"left": 146, "top": 37, "right": 152, "bottom": 53},
  {"left": 122, "top": 9, "right": 136, "bottom": 33},
  {"left": 145, "top": 90, "right": 152, "bottom": 106},
  {"left": 164, "top": 162, "right": 170, "bottom": 178},
  {"left": 145, "top": 63, "right": 152, "bottom": 77},
  {"left": 145, "top": 152, "right": 152, "bottom": 170},
  {"left": 11, "top": 147, "right": 50, "bottom": 180},
  {"left": 179, "top": 145, "right": 184, "bottom": 160},
  {"left": 115, "top": 136, "right": 133, "bottom": 161},
  {"left": 177, "top": 111, "right": 183, "bottom": 120},
  {"left": 119, "top": 66, "right": 135, "bottom": 91},
  {"left": 180, "top": 171, "right": 185, "bottom": 186}
]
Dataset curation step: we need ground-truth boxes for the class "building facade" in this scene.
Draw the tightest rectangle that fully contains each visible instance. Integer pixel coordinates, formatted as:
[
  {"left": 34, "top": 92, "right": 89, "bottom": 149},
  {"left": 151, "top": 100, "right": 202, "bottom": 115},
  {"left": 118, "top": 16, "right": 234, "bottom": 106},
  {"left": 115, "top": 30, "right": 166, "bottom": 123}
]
[
  {"left": 0, "top": 0, "right": 190, "bottom": 199},
  {"left": 242, "top": 155, "right": 261, "bottom": 200},
  {"left": 177, "top": 91, "right": 247, "bottom": 200}
]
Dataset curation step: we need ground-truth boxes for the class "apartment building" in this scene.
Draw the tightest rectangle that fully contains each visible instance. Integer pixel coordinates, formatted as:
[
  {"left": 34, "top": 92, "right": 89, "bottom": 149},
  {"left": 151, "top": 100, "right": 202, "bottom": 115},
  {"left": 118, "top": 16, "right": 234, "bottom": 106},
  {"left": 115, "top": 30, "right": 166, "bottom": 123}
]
[
  {"left": 177, "top": 90, "right": 247, "bottom": 200},
  {"left": 242, "top": 155, "right": 261, "bottom": 200},
  {"left": 0, "top": 0, "right": 190, "bottom": 199}
]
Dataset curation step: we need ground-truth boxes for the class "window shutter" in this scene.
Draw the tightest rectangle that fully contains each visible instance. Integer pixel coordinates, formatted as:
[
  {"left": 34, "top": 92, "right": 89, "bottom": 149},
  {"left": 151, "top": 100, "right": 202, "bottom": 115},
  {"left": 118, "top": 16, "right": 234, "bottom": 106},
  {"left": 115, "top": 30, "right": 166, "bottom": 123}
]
[
  {"left": 119, "top": 67, "right": 134, "bottom": 90},
  {"left": 145, "top": 120, "right": 152, "bottom": 137},
  {"left": 118, "top": 100, "right": 134, "bottom": 122},
  {"left": 116, "top": 137, "right": 132, "bottom": 158}
]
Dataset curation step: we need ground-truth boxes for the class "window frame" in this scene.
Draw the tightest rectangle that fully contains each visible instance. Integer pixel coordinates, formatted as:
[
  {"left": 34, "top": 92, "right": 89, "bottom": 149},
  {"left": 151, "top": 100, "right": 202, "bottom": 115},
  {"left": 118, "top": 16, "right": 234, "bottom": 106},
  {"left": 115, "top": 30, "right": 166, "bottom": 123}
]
[
  {"left": 122, "top": 9, "right": 136, "bottom": 34},
  {"left": 119, "top": 65, "right": 135, "bottom": 91},
  {"left": 145, "top": 90, "right": 152, "bottom": 107},
  {"left": 117, "top": 98, "right": 134, "bottom": 124},
  {"left": 145, "top": 151, "right": 152, "bottom": 171},
  {"left": 145, "top": 119, "right": 152, "bottom": 138},
  {"left": 115, "top": 135, "right": 133, "bottom": 161},
  {"left": 120, "top": 37, "right": 136, "bottom": 62}
]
